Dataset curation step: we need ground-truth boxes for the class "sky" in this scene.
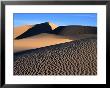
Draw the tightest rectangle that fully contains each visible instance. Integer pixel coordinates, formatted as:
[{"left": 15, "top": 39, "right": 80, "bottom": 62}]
[{"left": 14, "top": 13, "right": 97, "bottom": 27}]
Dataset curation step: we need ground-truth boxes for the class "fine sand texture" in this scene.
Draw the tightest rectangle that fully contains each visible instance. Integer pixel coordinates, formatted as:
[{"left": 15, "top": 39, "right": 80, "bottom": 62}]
[{"left": 14, "top": 38, "right": 97, "bottom": 75}]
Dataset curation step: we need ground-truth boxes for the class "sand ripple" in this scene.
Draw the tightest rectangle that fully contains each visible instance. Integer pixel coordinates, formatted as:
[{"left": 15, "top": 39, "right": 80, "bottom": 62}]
[{"left": 14, "top": 38, "right": 97, "bottom": 75}]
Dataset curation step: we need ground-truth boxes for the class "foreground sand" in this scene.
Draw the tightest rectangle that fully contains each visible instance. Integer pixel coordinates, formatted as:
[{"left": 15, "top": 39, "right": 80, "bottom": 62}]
[{"left": 14, "top": 38, "right": 97, "bottom": 75}]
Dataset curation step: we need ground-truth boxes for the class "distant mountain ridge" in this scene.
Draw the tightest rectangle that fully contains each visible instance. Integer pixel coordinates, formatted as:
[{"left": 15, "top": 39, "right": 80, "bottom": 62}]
[{"left": 15, "top": 22, "right": 97, "bottom": 39}]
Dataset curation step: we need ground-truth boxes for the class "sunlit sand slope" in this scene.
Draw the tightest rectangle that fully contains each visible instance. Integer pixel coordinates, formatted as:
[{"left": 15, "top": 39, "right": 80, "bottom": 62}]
[
  {"left": 14, "top": 25, "right": 33, "bottom": 38},
  {"left": 14, "top": 33, "right": 72, "bottom": 53}
]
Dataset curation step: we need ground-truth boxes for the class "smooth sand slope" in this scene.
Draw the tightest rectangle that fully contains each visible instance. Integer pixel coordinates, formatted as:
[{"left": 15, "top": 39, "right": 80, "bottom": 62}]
[
  {"left": 14, "top": 25, "right": 33, "bottom": 38},
  {"left": 14, "top": 33, "right": 72, "bottom": 53},
  {"left": 14, "top": 38, "right": 97, "bottom": 75}
]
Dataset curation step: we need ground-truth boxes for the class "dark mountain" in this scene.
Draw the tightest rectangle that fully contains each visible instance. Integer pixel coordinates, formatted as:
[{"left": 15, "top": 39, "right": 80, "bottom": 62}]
[
  {"left": 52, "top": 25, "right": 97, "bottom": 36},
  {"left": 15, "top": 22, "right": 53, "bottom": 39}
]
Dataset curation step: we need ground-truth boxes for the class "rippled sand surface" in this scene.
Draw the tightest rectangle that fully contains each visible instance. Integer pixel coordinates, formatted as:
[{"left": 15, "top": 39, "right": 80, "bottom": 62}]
[{"left": 14, "top": 38, "right": 97, "bottom": 75}]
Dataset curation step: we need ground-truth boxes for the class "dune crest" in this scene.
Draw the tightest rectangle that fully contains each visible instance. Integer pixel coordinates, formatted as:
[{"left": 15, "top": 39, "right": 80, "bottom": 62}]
[{"left": 48, "top": 22, "right": 58, "bottom": 30}]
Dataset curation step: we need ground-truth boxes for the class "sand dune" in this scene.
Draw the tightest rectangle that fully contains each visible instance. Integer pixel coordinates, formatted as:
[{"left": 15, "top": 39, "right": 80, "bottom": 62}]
[
  {"left": 14, "top": 38, "right": 97, "bottom": 75},
  {"left": 14, "top": 33, "right": 72, "bottom": 53},
  {"left": 13, "top": 22, "right": 97, "bottom": 75},
  {"left": 15, "top": 22, "right": 58, "bottom": 39},
  {"left": 14, "top": 25, "right": 33, "bottom": 38},
  {"left": 14, "top": 23, "right": 97, "bottom": 53}
]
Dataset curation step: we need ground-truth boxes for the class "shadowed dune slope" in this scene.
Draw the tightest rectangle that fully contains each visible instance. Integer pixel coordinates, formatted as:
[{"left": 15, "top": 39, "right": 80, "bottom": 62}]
[
  {"left": 15, "top": 22, "right": 57, "bottom": 39},
  {"left": 14, "top": 38, "right": 97, "bottom": 75},
  {"left": 52, "top": 25, "right": 97, "bottom": 36}
]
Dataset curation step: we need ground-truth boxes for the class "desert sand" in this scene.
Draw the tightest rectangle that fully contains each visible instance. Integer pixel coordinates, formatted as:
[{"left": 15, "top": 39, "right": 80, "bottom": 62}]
[
  {"left": 14, "top": 22, "right": 57, "bottom": 39},
  {"left": 14, "top": 38, "right": 97, "bottom": 75},
  {"left": 14, "top": 23, "right": 96, "bottom": 53},
  {"left": 14, "top": 33, "right": 72, "bottom": 53},
  {"left": 14, "top": 25, "right": 33, "bottom": 38},
  {"left": 14, "top": 22, "right": 71, "bottom": 53},
  {"left": 14, "top": 22, "right": 97, "bottom": 75}
]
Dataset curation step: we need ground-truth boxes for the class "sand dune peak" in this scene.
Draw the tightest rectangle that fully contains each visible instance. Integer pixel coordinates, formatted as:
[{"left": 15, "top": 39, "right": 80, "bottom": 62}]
[{"left": 47, "top": 22, "right": 58, "bottom": 30}]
